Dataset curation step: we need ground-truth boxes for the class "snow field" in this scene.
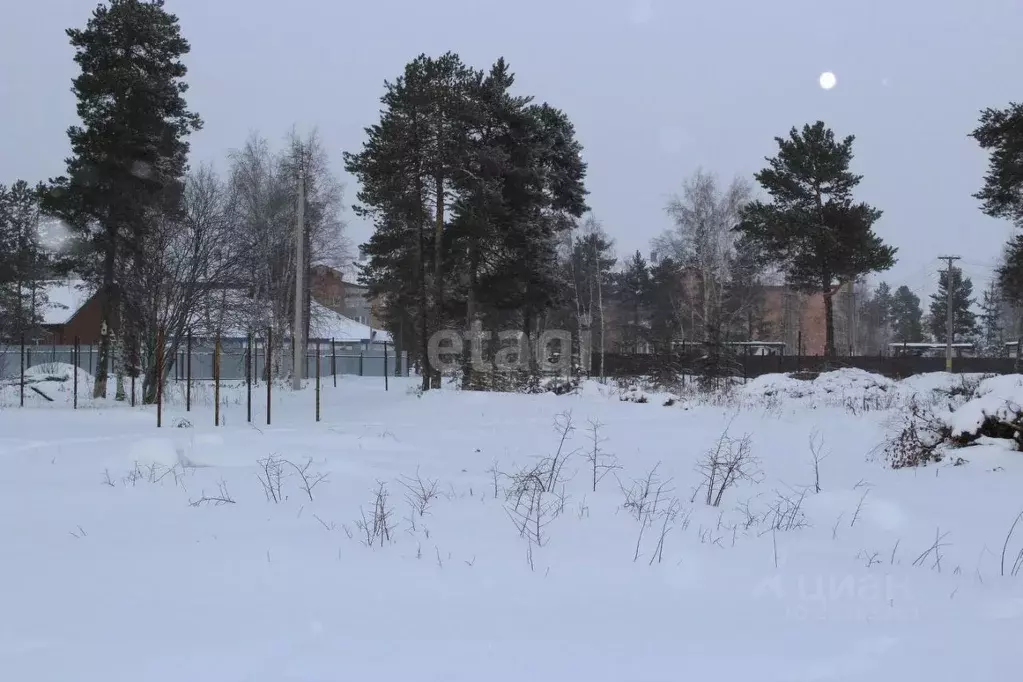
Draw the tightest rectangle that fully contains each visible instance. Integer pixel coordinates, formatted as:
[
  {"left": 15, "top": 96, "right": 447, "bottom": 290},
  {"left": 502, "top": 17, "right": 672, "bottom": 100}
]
[{"left": 1, "top": 372, "right": 1022, "bottom": 680}]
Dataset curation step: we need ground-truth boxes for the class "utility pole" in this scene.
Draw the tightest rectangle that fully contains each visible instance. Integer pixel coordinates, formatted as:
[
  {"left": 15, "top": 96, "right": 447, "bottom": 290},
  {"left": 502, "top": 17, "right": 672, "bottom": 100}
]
[
  {"left": 939, "top": 255, "right": 960, "bottom": 372},
  {"left": 292, "top": 162, "right": 306, "bottom": 391}
]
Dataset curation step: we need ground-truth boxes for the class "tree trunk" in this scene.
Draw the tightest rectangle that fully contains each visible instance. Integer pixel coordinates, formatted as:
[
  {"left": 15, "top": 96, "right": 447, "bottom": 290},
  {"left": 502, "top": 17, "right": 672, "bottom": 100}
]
[
  {"left": 702, "top": 272, "right": 712, "bottom": 344},
  {"left": 597, "top": 268, "right": 605, "bottom": 380},
  {"left": 432, "top": 173, "right": 445, "bottom": 389},
  {"left": 93, "top": 237, "right": 117, "bottom": 399},
  {"left": 523, "top": 311, "right": 537, "bottom": 375},
  {"left": 142, "top": 356, "right": 159, "bottom": 405},
  {"left": 632, "top": 302, "right": 640, "bottom": 353},
  {"left": 823, "top": 290, "right": 837, "bottom": 358},
  {"left": 303, "top": 224, "right": 312, "bottom": 348},
  {"left": 461, "top": 241, "right": 479, "bottom": 390},
  {"left": 417, "top": 208, "right": 431, "bottom": 392},
  {"left": 114, "top": 330, "right": 126, "bottom": 402}
]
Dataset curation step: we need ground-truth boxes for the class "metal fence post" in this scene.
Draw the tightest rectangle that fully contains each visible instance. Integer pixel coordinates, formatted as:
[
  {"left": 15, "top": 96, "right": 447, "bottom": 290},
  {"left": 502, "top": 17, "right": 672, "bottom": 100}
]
[
  {"left": 130, "top": 336, "right": 136, "bottom": 407},
  {"left": 331, "top": 337, "right": 337, "bottom": 387},
  {"left": 246, "top": 333, "right": 252, "bottom": 423},
  {"left": 359, "top": 351, "right": 364, "bottom": 377},
  {"left": 186, "top": 331, "right": 192, "bottom": 412},
  {"left": 157, "top": 327, "right": 164, "bottom": 428},
  {"left": 266, "top": 328, "right": 272, "bottom": 426},
  {"left": 315, "top": 340, "right": 321, "bottom": 422},
  {"left": 73, "top": 336, "right": 79, "bottom": 409},
  {"left": 214, "top": 335, "right": 221, "bottom": 426},
  {"left": 797, "top": 330, "right": 803, "bottom": 372},
  {"left": 384, "top": 341, "right": 389, "bottom": 391},
  {"left": 19, "top": 333, "right": 25, "bottom": 408}
]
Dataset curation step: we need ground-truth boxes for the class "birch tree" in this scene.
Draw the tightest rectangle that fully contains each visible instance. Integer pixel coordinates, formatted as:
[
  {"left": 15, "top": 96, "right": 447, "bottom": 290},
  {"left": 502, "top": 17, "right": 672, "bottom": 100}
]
[
  {"left": 224, "top": 130, "right": 348, "bottom": 378},
  {"left": 653, "top": 169, "right": 754, "bottom": 376}
]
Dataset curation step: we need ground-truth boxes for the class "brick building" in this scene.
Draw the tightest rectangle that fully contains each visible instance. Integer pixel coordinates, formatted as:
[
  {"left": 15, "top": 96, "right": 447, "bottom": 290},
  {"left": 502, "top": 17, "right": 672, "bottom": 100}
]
[
  {"left": 309, "top": 265, "right": 381, "bottom": 327},
  {"left": 759, "top": 283, "right": 855, "bottom": 356}
]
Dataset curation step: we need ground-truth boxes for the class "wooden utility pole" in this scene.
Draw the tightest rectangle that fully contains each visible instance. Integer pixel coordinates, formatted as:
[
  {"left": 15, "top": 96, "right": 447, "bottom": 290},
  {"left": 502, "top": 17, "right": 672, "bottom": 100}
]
[
  {"left": 292, "top": 163, "right": 306, "bottom": 391},
  {"left": 939, "top": 256, "right": 961, "bottom": 372}
]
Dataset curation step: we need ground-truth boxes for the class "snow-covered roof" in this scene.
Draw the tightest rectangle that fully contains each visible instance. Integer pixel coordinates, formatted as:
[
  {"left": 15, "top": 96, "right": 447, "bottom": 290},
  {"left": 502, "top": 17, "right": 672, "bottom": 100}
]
[
  {"left": 41, "top": 280, "right": 95, "bottom": 325},
  {"left": 309, "top": 302, "right": 391, "bottom": 343},
  {"left": 888, "top": 342, "right": 974, "bottom": 348}
]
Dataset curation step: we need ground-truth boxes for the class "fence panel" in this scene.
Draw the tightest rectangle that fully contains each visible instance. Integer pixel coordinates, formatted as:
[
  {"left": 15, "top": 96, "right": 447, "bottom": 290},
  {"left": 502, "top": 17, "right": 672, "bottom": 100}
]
[
  {"left": 0, "top": 346, "right": 107, "bottom": 380},
  {"left": 596, "top": 351, "right": 1022, "bottom": 380},
  {"left": 0, "top": 342, "right": 408, "bottom": 382}
]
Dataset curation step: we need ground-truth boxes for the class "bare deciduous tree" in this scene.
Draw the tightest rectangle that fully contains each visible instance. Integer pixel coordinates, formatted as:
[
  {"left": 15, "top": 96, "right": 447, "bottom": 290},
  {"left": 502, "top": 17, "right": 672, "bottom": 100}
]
[
  {"left": 653, "top": 170, "right": 758, "bottom": 379},
  {"left": 222, "top": 129, "right": 350, "bottom": 379},
  {"left": 119, "top": 165, "right": 238, "bottom": 403}
]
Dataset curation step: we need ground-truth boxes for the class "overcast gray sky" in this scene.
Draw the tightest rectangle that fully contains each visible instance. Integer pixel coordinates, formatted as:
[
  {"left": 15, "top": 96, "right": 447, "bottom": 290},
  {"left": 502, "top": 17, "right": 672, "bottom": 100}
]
[{"left": 2, "top": 0, "right": 1021, "bottom": 297}]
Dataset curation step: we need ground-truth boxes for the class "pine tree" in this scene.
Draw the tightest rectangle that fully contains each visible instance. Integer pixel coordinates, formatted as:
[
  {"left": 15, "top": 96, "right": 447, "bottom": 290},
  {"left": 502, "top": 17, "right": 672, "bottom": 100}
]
[
  {"left": 446, "top": 58, "right": 528, "bottom": 387},
  {"left": 857, "top": 281, "right": 892, "bottom": 354},
  {"left": 0, "top": 181, "right": 50, "bottom": 341},
  {"left": 617, "top": 251, "right": 650, "bottom": 352},
  {"left": 724, "top": 235, "right": 767, "bottom": 341},
  {"left": 498, "top": 102, "right": 587, "bottom": 373},
  {"left": 928, "top": 266, "right": 978, "bottom": 343},
  {"left": 647, "top": 257, "right": 684, "bottom": 353},
  {"left": 997, "top": 234, "right": 1023, "bottom": 306},
  {"left": 736, "top": 121, "right": 896, "bottom": 356},
  {"left": 979, "top": 280, "right": 1005, "bottom": 354},
  {"left": 40, "top": 0, "right": 201, "bottom": 399},
  {"left": 889, "top": 285, "right": 924, "bottom": 344},
  {"left": 349, "top": 55, "right": 587, "bottom": 390},
  {"left": 971, "top": 102, "right": 1023, "bottom": 228},
  {"left": 346, "top": 53, "right": 479, "bottom": 390}
]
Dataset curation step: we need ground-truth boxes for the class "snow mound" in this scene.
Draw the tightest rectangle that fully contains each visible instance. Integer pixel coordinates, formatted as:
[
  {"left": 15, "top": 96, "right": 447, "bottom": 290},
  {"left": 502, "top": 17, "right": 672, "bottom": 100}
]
[
  {"left": 127, "top": 437, "right": 187, "bottom": 469},
  {"left": 946, "top": 374, "right": 1023, "bottom": 441},
  {"left": 883, "top": 374, "right": 1023, "bottom": 468},
  {"left": 0, "top": 362, "right": 98, "bottom": 406},
  {"left": 741, "top": 368, "right": 896, "bottom": 404}
]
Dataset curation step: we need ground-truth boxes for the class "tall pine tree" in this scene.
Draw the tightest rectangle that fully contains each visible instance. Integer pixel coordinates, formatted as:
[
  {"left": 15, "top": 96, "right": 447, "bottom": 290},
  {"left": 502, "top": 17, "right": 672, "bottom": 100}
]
[
  {"left": 736, "top": 121, "right": 896, "bottom": 356},
  {"left": 345, "top": 53, "right": 476, "bottom": 390},
  {"left": 0, "top": 181, "right": 51, "bottom": 341},
  {"left": 616, "top": 251, "right": 651, "bottom": 352},
  {"left": 889, "top": 285, "right": 924, "bottom": 345},
  {"left": 997, "top": 234, "right": 1023, "bottom": 306},
  {"left": 647, "top": 257, "right": 684, "bottom": 353},
  {"left": 857, "top": 281, "right": 892, "bottom": 354},
  {"left": 972, "top": 103, "right": 1023, "bottom": 313},
  {"left": 979, "top": 280, "right": 1005, "bottom": 354},
  {"left": 347, "top": 55, "right": 586, "bottom": 390},
  {"left": 971, "top": 102, "right": 1023, "bottom": 228},
  {"left": 41, "top": 0, "right": 201, "bottom": 399},
  {"left": 928, "top": 266, "right": 978, "bottom": 343}
]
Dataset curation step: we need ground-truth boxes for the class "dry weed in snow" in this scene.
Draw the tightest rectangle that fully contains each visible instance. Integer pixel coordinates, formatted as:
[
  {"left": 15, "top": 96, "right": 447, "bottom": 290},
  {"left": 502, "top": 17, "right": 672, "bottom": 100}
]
[{"left": 693, "top": 424, "right": 760, "bottom": 507}]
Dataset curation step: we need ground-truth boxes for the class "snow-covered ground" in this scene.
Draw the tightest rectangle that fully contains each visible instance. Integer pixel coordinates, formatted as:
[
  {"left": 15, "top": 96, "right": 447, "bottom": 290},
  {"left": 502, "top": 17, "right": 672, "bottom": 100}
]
[{"left": 2, "top": 370, "right": 1022, "bottom": 681}]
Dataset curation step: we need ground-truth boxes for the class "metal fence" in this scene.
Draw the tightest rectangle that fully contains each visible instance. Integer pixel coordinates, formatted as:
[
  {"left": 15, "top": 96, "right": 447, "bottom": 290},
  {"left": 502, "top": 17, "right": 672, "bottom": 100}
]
[
  {"left": 0, "top": 341, "right": 408, "bottom": 381},
  {"left": 595, "top": 352, "right": 1023, "bottom": 380}
]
